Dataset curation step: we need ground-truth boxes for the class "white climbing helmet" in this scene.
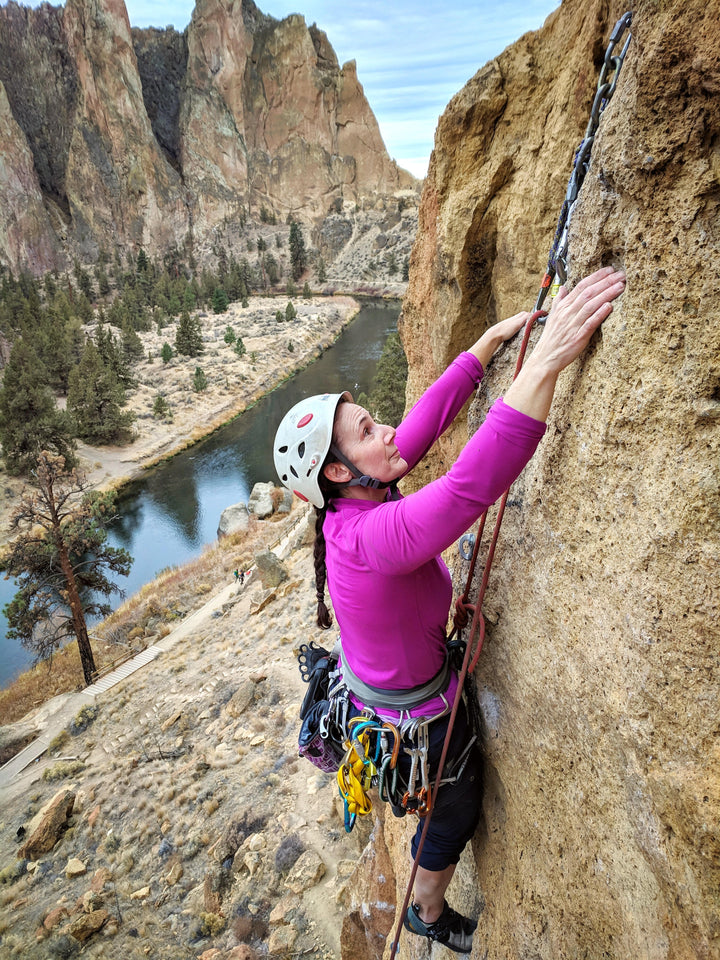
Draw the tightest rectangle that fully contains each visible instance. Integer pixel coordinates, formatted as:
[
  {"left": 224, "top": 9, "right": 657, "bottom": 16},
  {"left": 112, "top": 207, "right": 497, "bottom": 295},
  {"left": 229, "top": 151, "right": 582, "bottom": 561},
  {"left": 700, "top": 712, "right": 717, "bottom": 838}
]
[{"left": 274, "top": 392, "right": 352, "bottom": 508}]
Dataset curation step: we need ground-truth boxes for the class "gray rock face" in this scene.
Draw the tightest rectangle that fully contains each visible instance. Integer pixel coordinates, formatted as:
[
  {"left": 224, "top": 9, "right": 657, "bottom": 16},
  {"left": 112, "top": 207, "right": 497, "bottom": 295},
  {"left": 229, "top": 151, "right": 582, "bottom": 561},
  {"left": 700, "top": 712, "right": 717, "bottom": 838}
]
[
  {"left": 247, "top": 482, "right": 275, "bottom": 519},
  {"left": 217, "top": 501, "right": 250, "bottom": 538}
]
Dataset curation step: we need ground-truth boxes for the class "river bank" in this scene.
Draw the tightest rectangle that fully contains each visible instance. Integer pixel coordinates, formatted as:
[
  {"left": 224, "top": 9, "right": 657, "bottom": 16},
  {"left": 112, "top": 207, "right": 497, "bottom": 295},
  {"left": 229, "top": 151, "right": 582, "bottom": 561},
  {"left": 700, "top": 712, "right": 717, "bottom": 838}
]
[{"left": 0, "top": 293, "right": 369, "bottom": 547}]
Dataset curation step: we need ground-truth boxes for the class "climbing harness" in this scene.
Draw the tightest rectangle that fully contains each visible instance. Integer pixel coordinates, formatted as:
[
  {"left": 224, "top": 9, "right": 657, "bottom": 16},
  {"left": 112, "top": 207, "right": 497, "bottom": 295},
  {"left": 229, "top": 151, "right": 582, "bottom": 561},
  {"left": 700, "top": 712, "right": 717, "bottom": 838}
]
[
  {"left": 535, "top": 11, "right": 633, "bottom": 315},
  {"left": 388, "top": 13, "right": 633, "bottom": 959}
]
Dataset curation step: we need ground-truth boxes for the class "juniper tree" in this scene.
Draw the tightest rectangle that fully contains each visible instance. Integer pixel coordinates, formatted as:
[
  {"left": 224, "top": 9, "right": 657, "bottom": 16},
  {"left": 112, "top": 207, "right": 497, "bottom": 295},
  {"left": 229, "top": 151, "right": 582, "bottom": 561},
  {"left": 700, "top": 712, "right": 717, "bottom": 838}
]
[
  {"left": 3, "top": 452, "right": 132, "bottom": 685},
  {"left": 0, "top": 338, "right": 76, "bottom": 475},
  {"left": 175, "top": 309, "right": 204, "bottom": 356},
  {"left": 357, "top": 332, "right": 408, "bottom": 426},
  {"left": 289, "top": 221, "right": 307, "bottom": 280},
  {"left": 67, "top": 340, "right": 135, "bottom": 444},
  {"left": 193, "top": 366, "right": 208, "bottom": 392},
  {"left": 212, "top": 287, "right": 229, "bottom": 314}
]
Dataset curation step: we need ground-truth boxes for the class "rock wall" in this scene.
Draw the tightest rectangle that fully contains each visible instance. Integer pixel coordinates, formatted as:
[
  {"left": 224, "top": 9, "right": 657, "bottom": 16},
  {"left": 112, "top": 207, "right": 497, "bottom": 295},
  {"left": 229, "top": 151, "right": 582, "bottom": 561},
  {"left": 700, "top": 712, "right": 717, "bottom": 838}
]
[
  {"left": 380, "top": 0, "right": 720, "bottom": 958},
  {"left": 0, "top": 0, "right": 416, "bottom": 274}
]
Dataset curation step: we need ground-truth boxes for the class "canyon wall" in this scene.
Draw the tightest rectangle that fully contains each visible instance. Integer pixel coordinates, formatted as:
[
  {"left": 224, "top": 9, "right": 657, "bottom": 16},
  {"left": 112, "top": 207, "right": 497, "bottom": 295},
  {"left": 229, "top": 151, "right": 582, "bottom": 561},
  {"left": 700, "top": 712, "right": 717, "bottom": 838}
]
[
  {"left": 369, "top": 0, "right": 719, "bottom": 958},
  {"left": 0, "top": 0, "right": 415, "bottom": 275}
]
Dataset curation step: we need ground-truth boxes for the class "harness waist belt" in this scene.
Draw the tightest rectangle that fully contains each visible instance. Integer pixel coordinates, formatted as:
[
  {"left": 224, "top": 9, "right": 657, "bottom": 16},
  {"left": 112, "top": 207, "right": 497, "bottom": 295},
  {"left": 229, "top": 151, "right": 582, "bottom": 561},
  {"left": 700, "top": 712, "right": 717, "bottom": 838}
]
[{"left": 339, "top": 650, "right": 451, "bottom": 711}]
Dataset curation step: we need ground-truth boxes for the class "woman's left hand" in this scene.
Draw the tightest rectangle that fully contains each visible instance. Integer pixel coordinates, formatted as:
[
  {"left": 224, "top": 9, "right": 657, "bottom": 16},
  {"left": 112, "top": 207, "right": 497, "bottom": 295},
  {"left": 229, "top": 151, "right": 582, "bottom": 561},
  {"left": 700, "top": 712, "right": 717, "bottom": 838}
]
[{"left": 469, "top": 311, "right": 530, "bottom": 368}]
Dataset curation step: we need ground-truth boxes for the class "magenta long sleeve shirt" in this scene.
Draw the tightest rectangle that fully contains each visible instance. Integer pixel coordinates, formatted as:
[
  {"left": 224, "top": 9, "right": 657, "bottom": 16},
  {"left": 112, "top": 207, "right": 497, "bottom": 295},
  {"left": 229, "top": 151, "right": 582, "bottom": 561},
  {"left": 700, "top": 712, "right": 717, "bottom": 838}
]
[{"left": 323, "top": 352, "right": 546, "bottom": 718}]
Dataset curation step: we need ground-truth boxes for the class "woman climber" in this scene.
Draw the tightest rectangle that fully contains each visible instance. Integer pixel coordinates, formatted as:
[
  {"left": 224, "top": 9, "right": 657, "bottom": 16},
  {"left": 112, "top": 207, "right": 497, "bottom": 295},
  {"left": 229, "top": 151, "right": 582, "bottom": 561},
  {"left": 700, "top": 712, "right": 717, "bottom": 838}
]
[{"left": 273, "top": 265, "right": 626, "bottom": 954}]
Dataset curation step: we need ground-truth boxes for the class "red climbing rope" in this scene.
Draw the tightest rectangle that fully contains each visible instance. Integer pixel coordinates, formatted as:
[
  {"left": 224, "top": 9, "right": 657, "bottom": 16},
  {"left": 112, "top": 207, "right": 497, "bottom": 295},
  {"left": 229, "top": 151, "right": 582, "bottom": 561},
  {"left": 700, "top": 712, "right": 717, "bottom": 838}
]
[{"left": 388, "top": 307, "right": 546, "bottom": 960}]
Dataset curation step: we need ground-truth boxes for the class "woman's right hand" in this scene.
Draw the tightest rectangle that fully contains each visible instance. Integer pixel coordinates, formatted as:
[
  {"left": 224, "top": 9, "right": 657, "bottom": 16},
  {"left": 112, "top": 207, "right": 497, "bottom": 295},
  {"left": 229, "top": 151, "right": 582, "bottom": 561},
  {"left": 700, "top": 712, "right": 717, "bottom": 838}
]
[
  {"left": 504, "top": 266, "right": 626, "bottom": 423},
  {"left": 532, "top": 266, "right": 626, "bottom": 374}
]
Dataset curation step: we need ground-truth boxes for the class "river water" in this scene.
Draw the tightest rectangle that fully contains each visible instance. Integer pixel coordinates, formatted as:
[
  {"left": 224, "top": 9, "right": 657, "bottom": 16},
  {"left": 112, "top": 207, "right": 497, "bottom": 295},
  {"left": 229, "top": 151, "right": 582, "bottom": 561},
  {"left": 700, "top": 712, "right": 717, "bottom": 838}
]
[{"left": 0, "top": 299, "right": 401, "bottom": 689}]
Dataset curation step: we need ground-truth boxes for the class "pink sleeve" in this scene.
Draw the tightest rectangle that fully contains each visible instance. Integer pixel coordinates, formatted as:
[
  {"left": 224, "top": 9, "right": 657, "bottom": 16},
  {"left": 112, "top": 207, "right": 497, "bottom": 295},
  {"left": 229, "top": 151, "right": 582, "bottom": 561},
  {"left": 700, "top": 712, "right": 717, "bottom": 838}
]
[
  {"left": 395, "top": 353, "right": 483, "bottom": 470},
  {"left": 353, "top": 398, "right": 546, "bottom": 574}
]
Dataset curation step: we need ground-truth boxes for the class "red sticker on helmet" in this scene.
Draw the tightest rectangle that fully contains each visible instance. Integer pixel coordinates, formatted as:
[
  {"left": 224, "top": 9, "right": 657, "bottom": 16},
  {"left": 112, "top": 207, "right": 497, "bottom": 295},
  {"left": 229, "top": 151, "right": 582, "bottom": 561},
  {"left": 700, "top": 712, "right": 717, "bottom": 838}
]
[
  {"left": 297, "top": 413, "right": 313, "bottom": 428},
  {"left": 294, "top": 490, "right": 309, "bottom": 501}
]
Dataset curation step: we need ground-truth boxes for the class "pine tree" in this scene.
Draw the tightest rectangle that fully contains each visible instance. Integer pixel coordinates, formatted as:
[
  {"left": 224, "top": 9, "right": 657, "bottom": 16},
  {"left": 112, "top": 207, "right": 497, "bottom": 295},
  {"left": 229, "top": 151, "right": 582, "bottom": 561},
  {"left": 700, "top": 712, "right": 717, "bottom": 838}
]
[
  {"left": 67, "top": 341, "right": 135, "bottom": 444},
  {"left": 153, "top": 394, "right": 170, "bottom": 418},
  {"left": 0, "top": 338, "right": 76, "bottom": 475},
  {"left": 161, "top": 342, "right": 173, "bottom": 363},
  {"left": 193, "top": 366, "right": 208, "bottom": 392},
  {"left": 121, "top": 317, "right": 145, "bottom": 364},
  {"left": 285, "top": 301, "right": 297, "bottom": 321},
  {"left": 175, "top": 309, "right": 204, "bottom": 356},
  {"left": 212, "top": 287, "right": 229, "bottom": 314},
  {"left": 289, "top": 221, "right": 307, "bottom": 280},
  {"left": 3, "top": 452, "right": 132, "bottom": 684}
]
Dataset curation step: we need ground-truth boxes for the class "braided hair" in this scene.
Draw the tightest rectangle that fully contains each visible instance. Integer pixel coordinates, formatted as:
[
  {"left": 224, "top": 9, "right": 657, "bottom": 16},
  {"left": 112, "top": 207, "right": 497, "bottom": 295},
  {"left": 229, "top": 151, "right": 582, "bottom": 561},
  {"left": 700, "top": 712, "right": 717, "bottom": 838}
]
[
  {"left": 312, "top": 406, "right": 349, "bottom": 629},
  {"left": 313, "top": 504, "right": 333, "bottom": 629}
]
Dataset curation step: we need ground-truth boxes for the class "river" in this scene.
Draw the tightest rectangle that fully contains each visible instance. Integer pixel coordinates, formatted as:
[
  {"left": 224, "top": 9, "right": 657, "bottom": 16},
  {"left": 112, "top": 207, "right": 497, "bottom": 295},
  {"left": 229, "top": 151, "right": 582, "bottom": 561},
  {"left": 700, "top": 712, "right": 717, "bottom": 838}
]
[{"left": 0, "top": 299, "right": 401, "bottom": 689}]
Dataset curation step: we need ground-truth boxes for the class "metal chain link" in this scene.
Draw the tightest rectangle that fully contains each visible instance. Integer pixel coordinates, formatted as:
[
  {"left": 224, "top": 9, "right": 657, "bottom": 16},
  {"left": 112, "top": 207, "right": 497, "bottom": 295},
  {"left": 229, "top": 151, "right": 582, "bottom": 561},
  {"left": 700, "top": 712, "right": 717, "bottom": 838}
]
[{"left": 535, "top": 11, "right": 633, "bottom": 312}]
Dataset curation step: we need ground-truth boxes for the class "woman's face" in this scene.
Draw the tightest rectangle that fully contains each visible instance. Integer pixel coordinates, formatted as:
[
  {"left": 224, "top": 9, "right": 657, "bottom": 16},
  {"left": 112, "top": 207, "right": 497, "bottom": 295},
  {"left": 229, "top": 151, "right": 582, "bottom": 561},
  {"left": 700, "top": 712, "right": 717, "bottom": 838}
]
[{"left": 332, "top": 402, "right": 408, "bottom": 484}]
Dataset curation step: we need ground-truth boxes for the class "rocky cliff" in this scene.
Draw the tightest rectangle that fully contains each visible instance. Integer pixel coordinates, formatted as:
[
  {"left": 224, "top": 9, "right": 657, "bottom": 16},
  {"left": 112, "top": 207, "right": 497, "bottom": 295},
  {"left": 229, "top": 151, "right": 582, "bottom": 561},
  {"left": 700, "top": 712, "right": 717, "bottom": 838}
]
[
  {"left": 0, "top": 0, "right": 416, "bottom": 275},
  {"left": 378, "top": 0, "right": 719, "bottom": 958}
]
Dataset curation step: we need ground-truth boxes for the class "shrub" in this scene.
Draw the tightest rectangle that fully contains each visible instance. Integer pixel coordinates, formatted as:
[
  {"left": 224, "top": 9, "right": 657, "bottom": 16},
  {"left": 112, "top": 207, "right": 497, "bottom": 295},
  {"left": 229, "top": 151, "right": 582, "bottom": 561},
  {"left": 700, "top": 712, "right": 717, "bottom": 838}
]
[
  {"left": 43, "top": 760, "right": 86, "bottom": 781},
  {"left": 70, "top": 704, "right": 98, "bottom": 734}
]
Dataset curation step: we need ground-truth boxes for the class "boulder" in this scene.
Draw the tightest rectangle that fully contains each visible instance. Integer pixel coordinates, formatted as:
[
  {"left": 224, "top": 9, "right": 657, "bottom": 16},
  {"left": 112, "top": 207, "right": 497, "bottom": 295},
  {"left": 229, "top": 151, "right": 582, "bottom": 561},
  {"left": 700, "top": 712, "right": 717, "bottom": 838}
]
[
  {"left": 217, "top": 502, "right": 250, "bottom": 538},
  {"left": 247, "top": 482, "right": 275, "bottom": 519},
  {"left": 253, "top": 551, "right": 288, "bottom": 589},
  {"left": 63, "top": 909, "right": 108, "bottom": 943},
  {"left": 65, "top": 857, "right": 86, "bottom": 878},
  {"left": 224, "top": 680, "right": 256, "bottom": 719},
  {"left": 284, "top": 849, "right": 326, "bottom": 894},
  {"left": 18, "top": 790, "right": 75, "bottom": 860}
]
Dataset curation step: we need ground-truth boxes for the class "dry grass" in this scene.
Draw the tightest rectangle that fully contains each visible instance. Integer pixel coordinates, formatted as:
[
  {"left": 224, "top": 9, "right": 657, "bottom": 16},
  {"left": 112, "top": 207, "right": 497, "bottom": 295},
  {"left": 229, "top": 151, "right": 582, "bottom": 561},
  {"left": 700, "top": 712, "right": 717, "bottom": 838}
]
[{"left": 0, "top": 508, "right": 303, "bottom": 726}]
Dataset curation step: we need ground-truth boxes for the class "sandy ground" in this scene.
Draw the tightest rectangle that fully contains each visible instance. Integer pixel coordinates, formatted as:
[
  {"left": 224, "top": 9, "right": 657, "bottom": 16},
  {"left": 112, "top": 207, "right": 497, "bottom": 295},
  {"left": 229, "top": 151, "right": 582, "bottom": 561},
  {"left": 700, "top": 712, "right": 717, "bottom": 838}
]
[{"left": 0, "top": 514, "right": 382, "bottom": 959}]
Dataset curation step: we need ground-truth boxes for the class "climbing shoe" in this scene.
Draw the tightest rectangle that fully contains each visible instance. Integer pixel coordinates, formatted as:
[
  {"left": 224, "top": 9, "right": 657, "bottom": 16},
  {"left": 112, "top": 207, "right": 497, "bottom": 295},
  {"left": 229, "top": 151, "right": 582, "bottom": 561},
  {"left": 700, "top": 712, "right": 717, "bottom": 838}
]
[{"left": 404, "top": 900, "right": 477, "bottom": 954}]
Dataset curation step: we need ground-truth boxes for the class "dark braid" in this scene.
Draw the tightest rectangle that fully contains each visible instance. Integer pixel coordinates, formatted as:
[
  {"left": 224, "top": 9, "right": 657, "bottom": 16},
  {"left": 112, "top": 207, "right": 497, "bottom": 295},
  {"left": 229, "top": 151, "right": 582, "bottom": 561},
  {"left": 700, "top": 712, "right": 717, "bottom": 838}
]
[
  {"left": 312, "top": 398, "right": 348, "bottom": 629},
  {"left": 313, "top": 506, "right": 333, "bottom": 629}
]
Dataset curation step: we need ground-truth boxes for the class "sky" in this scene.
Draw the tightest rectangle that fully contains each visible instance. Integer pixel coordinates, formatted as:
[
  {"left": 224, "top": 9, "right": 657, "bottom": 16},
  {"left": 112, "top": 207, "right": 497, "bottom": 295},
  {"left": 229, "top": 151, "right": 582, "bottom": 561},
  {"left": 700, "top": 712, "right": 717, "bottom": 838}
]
[{"left": 122, "top": 0, "right": 560, "bottom": 179}]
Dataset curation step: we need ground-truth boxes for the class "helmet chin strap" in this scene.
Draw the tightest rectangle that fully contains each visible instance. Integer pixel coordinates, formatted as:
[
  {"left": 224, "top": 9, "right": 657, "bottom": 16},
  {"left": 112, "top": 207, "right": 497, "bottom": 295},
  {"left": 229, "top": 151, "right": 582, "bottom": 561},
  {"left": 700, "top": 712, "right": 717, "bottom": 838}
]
[{"left": 329, "top": 444, "right": 395, "bottom": 492}]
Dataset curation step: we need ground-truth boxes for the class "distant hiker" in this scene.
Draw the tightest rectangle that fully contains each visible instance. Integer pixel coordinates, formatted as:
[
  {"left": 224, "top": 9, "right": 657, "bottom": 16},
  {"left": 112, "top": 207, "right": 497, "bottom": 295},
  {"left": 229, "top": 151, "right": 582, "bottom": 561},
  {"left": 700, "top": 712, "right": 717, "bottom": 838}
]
[
  {"left": 274, "top": 267, "right": 626, "bottom": 953},
  {"left": 240, "top": 570, "right": 245, "bottom": 585},
  {"left": 233, "top": 569, "right": 239, "bottom": 582}
]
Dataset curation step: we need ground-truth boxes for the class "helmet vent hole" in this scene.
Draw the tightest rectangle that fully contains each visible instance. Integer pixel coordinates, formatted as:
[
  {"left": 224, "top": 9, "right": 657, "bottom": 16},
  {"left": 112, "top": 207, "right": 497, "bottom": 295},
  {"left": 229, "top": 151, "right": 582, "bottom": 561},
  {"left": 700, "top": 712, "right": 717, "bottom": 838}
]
[
  {"left": 290, "top": 465, "right": 298, "bottom": 478},
  {"left": 298, "top": 441, "right": 305, "bottom": 459},
  {"left": 281, "top": 474, "right": 287, "bottom": 482},
  {"left": 278, "top": 444, "right": 288, "bottom": 454}
]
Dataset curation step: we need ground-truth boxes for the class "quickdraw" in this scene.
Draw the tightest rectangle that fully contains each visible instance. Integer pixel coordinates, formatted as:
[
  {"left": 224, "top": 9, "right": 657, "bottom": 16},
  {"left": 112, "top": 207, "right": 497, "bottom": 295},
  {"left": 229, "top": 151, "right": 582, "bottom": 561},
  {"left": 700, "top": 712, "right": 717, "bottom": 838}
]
[
  {"left": 336, "top": 714, "right": 443, "bottom": 830},
  {"left": 337, "top": 717, "right": 399, "bottom": 831}
]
